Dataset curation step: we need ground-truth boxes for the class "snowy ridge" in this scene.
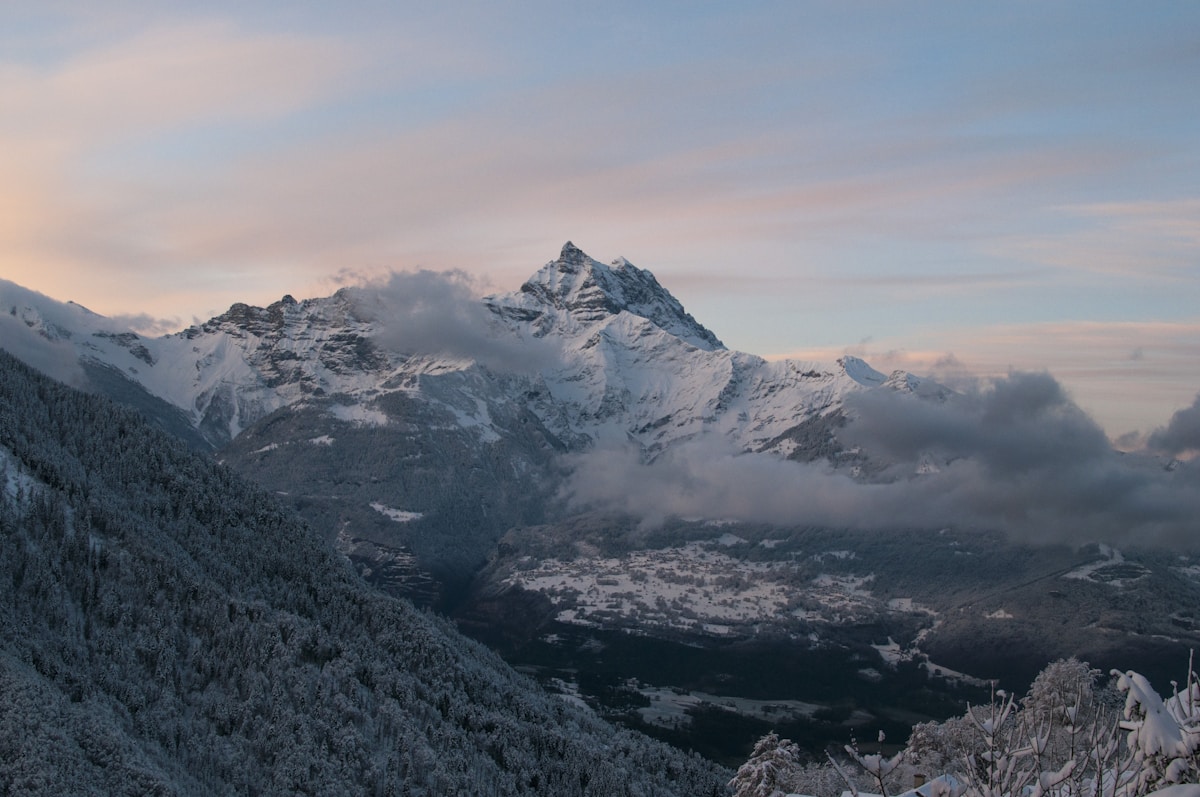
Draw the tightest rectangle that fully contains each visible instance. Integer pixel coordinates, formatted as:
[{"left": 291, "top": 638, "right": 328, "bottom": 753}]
[
  {"left": 482, "top": 244, "right": 907, "bottom": 454},
  {"left": 2, "top": 243, "right": 926, "bottom": 458}
]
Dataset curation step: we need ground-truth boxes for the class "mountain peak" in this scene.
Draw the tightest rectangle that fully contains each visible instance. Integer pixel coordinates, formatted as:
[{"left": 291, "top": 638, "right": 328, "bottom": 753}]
[
  {"left": 559, "top": 240, "right": 588, "bottom": 268},
  {"left": 502, "top": 243, "right": 724, "bottom": 351}
]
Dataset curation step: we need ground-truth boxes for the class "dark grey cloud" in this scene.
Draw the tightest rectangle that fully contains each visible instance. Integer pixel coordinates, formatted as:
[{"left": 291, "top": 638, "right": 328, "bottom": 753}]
[
  {"left": 561, "top": 437, "right": 889, "bottom": 532},
  {"left": 1147, "top": 393, "right": 1200, "bottom": 457},
  {"left": 843, "top": 371, "right": 1112, "bottom": 475},
  {"left": 841, "top": 372, "right": 1199, "bottom": 546},
  {"left": 347, "top": 270, "right": 561, "bottom": 374},
  {"left": 562, "top": 371, "right": 1200, "bottom": 549}
]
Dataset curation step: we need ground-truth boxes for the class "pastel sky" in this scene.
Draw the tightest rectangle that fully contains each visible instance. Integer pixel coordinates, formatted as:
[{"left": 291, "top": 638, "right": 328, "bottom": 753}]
[{"left": 2, "top": 2, "right": 1197, "bottom": 439}]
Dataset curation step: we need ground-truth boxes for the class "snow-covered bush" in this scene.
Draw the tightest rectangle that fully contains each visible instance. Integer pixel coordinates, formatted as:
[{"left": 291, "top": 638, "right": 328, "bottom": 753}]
[
  {"left": 1114, "top": 661, "right": 1199, "bottom": 792},
  {"left": 908, "top": 714, "right": 985, "bottom": 777},
  {"left": 838, "top": 732, "right": 908, "bottom": 797},
  {"left": 735, "top": 656, "right": 1200, "bottom": 797}
]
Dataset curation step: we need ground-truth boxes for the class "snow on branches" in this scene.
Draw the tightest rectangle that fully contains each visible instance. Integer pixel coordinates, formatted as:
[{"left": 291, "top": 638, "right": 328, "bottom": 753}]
[{"left": 732, "top": 656, "right": 1200, "bottom": 797}]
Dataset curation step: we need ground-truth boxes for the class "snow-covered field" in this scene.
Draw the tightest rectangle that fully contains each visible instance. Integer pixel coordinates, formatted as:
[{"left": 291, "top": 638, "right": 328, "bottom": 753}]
[
  {"left": 328, "top": 403, "right": 389, "bottom": 427},
  {"left": 636, "top": 684, "right": 823, "bottom": 729},
  {"left": 1062, "top": 545, "right": 1150, "bottom": 587},
  {"left": 370, "top": 503, "right": 424, "bottom": 523},
  {"left": 503, "top": 540, "right": 934, "bottom": 635}
]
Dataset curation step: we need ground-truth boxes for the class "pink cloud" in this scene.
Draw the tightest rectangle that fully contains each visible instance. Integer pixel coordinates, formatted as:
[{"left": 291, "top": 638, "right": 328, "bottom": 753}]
[
  {"left": 0, "top": 18, "right": 364, "bottom": 314},
  {"left": 0, "top": 20, "right": 358, "bottom": 141},
  {"left": 991, "top": 198, "right": 1200, "bottom": 279}
]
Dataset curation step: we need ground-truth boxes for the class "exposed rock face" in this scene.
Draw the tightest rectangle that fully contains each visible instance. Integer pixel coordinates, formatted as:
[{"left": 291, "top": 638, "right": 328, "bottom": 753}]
[{"left": 507, "top": 241, "right": 724, "bottom": 350}]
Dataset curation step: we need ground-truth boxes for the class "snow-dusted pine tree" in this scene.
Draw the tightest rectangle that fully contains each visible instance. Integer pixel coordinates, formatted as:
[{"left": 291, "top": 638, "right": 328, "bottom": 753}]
[{"left": 730, "top": 732, "right": 805, "bottom": 797}]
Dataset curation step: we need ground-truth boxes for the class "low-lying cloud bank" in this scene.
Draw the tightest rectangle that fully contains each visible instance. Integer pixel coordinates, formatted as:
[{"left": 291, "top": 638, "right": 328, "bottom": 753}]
[
  {"left": 348, "top": 270, "right": 561, "bottom": 374},
  {"left": 563, "top": 371, "right": 1200, "bottom": 549}
]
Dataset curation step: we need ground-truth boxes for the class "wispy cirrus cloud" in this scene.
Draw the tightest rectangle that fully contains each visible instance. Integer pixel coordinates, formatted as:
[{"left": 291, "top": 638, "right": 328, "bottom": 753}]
[
  {"left": 992, "top": 198, "right": 1200, "bottom": 280},
  {"left": 0, "top": 17, "right": 364, "bottom": 312},
  {"left": 3, "top": 7, "right": 1152, "bottom": 303},
  {"left": 0, "top": 20, "right": 357, "bottom": 141}
]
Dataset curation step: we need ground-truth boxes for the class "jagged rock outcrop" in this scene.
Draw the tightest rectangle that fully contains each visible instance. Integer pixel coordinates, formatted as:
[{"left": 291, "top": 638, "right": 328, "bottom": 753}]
[{"left": 500, "top": 241, "right": 724, "bottom": 350}]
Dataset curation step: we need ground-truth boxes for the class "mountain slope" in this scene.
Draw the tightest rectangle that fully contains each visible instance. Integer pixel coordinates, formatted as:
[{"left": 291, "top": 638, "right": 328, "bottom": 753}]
[
  {"left": 485, "top": 242, "right": 897, "bottom": 455},
  {"left": 0, "top": 349, "right": 730, "bottom": 795},
  {"left": 2, "top": 245, "right": 917, "bottom": 592},
  {"left": 2, "top": 244, "right": 908, "bottom": 457}
]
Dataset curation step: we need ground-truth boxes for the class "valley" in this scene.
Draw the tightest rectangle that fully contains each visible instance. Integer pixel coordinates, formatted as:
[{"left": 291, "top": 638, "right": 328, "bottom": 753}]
[
  {"left": 4, "top": 242, "right": 1199, "bottom": 771},
  {"left": 458, "top": 517, "right": 1200, "bottom": 761}
]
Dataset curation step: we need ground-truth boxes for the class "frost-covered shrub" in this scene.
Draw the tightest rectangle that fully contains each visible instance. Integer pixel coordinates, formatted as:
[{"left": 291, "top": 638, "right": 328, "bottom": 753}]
[
  {"left": 839, "top": 732, "right": 909, "bottom": 797},
  {"left": 1024, "top": 658, "right": 1102, "bottom": 726},
  {"left": 1114, "top": 663, "right": 1199, "bottom": 792},
  {"left": 730, "top": 730, "right": 916, "bottom": 797},
  {"left": 907, "top": 714, "right": 983, "bottom": 777},
  {"left": 735, "top": 656, "right": 1200, "bottom": 797}
]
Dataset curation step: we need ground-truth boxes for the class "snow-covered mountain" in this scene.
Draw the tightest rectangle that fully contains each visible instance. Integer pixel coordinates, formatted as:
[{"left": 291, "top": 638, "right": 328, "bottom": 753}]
[
  {"left": 2, "top": 241, "right": 920, "bottom": 460},
  {"left": 7, "top": 244, "right": 1199, "bottom": 765},
  {"left": 490, "top": 242, "right": 916, "bottom": 457},
  {"left": 3, "top": 241, "right": 944, "bottom": 606}
]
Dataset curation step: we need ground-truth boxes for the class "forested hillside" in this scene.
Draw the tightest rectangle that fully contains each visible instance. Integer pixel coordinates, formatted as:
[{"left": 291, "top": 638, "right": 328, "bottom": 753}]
[{"left": 0, "top": 350, "right": 729, "bottom": 795}]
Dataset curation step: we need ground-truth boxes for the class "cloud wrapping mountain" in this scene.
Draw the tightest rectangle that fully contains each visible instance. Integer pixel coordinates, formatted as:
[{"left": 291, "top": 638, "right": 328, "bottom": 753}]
[
  {"left": 0, "top": 311, "right": 85, "bottom": 388},
  {"left": 350, "top": 269, "right": 563, "bottom": 374},
  {"left": 843, "top": 373, "right": 1200, "bottom": 546},
  {"left": 563, "top": 371, "right": 1200, "bottom": 548}
]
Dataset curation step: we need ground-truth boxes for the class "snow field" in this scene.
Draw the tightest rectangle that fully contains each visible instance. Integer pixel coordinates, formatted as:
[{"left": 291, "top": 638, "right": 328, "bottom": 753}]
[
  {"left": 505, "top": 541, "right": 937, "bottom": 634},
  {"left": 369, "top": 503, "right": 424, "bottom": 523}
]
